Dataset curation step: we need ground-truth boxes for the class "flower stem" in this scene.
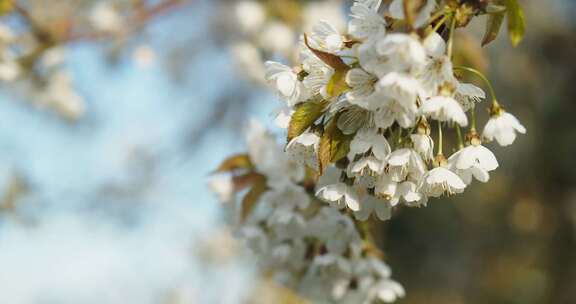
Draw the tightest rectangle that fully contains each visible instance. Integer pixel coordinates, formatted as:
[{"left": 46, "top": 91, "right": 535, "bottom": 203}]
[
  {"left": 431, "top": 14, "right": 448, "bottom": 34},
  {"left": 470, "top": 104, "right": 477, "bottom": 131},
  {"left": 455, "top": 124, "right": 464, "bottom": 149},
  {"left": 453, "top": 66, "right": 499, "bottom": 107},
  {"left": 437, "top": 121, "right": 443, "bottom": 155},
  {"left": 447, "top": 14, "right": 457, "bottom": 59}
]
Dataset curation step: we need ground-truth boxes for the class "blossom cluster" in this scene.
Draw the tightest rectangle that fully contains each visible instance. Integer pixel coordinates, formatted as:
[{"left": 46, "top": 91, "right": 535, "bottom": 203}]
[
  {"left": 265, "top": 0, "right": 526, "bottom": 221},
  {"left": 225, "top": 0, "right": 345, "bottom": 84},
  {"left": 0, "top": 1, "right": 160, "bottom": 120},
  {"left": 210, "top": 121, "right": 405, "bottom": 303}
]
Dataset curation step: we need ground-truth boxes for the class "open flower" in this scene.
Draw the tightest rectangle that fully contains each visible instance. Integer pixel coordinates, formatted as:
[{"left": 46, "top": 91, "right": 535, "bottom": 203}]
[
  {"left": 265, "top": 61, "right": 307, "bottom": 106},
  {"left": 410, "top": 133, "right": 434, "bottom": 161},
  {"left": 419, "top": 32, "right": 457, "bottom": 96},
  {"left": 483, "top": 109, "right": 526, "bottom": 146},
  {"left": 348, "top": 127, "right": 392, "bottom": 160},
  {"left": 420, "top": 96, "right": 468, "bottom": 127},
  {"left": 417, "top": 167, "right": 466, "bottom": 197},
  {"left": 208, "top": 174, "right": 234, "bottom": 203},
  {"left": 455, "top": 82, "right": 485, "bottom": 111},
  {"left": 373, "top": 99, "right": 418, "bottom": 129},
  {"left": 346, "top": 68, "right": 379, "bottom": 109},
  {"left": 354, "top": 195, "right": 392, "bottom": 221},
  {"left": 286, "top": 132, "right": 320, "bottom": 170},
  {"left": 385, "top": 148, "right": 427, "bottom": 182},
  {"left": 309, "top": 20, "right": 344, "bottom": 53},
  {"left": 377, "top": 72, "right": 423, "bottom": 110},
  {"left": 317, "top": 183, "right": 361, "bottom": 211},
  {"left": 375, "top": 175, "right": 425, "bottom": 206},
  {"left": 348, "top": 0, "right": 386, "bottom": 39},
  {"left": 448, "top": 144, "right": 499, "bottom": 184},
  {"left": 375, "top": 33, "right": 427, "bottom": 73}
]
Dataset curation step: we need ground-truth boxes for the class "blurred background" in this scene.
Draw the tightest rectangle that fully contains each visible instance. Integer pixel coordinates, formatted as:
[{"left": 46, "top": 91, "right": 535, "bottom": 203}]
[{"left": 0, "top": 0, "right": 574, "bottom": 303}]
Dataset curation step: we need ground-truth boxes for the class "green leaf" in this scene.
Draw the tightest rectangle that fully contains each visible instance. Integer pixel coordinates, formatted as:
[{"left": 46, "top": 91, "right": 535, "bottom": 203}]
[
  {"left": 326, "top": 68, "right": 350, "bottom": 98},
  {"left": 287, "top": 96, "right": 329, "bottom": 141},
  {"left": 505, "top": 0, "right": 526, "bottom": 47},
  {"left": 241, "top": 175, "right": 267, "bottom": 222},
  {"left": 482, "top": 12, "right": 505, "bottom": 46},
  {"left": 318, "top": 114, "right": 354, "bottom": 174},
  {"left": 215, "top": 154, "right": 253, "bottom": 173}
]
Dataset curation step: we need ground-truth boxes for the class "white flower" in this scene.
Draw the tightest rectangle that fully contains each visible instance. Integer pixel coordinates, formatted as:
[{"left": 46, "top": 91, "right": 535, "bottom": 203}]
[
  {"left": 208, "top": 174, "right": 235, "bottom": 203},
  {"left": 261, "top": 183, "right": 311, "bottom": 211},
  {"left": 388, "top": 0, "right": 436, "bottom": 28},
  {"left": 265, "top": 61, "right": 307, "bottom": 106},
  {"left": 246, "top": 120, "right": 304, "bottom": 187},
  {"left": 349, "top": 156, "right": 385, "bottom": 188},
  {"left": 373, "top": 99, "right": 418, "bottom": 129},
  {"left": 317, "top": 183, "right": 361, "bottom": 211},
  {"left": 411, "top": 134, "right": 434, "bottom": 161},
  {"left": 354, "top": 195, "right": 392, "bottom": 221},
  {"left": 301, "top": 49, "right": 334, "bottom": 99},
  {"left": 420, "top": 95, "right": 468, "bottom": 127},
  {"left": 346, "top": 68, "right": 378, "bottom": 109},
  {"left": 349, "top": 0, "right": 386, "bottom": 40},
  {"left": 417, "top": 167, "right": 466, "bottom": 197},
  {"left": 258, "top": 21, "right": 295, "bottom": 55},
  {"left": 357, "top": 32, "right": 390, "bottom": 77},
  {"left": 385, "top": 148, "right": 427, "bottom": 182},
  {"left": 418, "top": 33, "right": 457, "bottom": 96},
  {"left": 286, "top": 132, "right": 320, "bottom": 170},
  {"left": 307, "top": 207, "right": 361, "bottom": 255},
  {"left": 234, "top": 1, "right": 266, "bottom": 33},
  {"left": 483, "top": 110, "right": 526, "bottom": 146},
  {"left": 337, "top": 106, "right": 372, "bottom": 135},
  {"left": 375, "top": 175, "right": 425, "bottom": 206},
  {"left": 274, "top": 106, "right": 293, "bottom": 129},
  {"left": 448, "top": 144, "right": 499, "bottom": 184},
  {"left": 90, "top": 2, "right": 123, "bottom": 33},
  {"left": 455, "top": 82, "right": 485, "bottom": 111},
  {"left": 241, "top": 226, "right": 269, "bottom": 255},
  {"left": 422, "top": 32, "right": 446, "bottom": 58},
  {"left": 309, "top": 20, "right": 344, "bottom": 53},
  {"left": 377, "top": 72, "right": 423, "bottom": 110},
  {"left": 375, "top": 33, "right": 427, "bottom": 73},
  {"left": 368, "top": 279, "right": 406, "bottom": 303},
  {"left": 350, "top": 156, "right": 385, "bottom": 175},
  {"left": 348, "top": 127, "right": 391, "bottom": 160}
]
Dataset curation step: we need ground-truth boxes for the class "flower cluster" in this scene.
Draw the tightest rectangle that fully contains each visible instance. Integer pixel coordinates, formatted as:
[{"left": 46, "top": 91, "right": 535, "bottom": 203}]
[
  {"left": 224, "top": 0, "right": 346, "bottom": 84},
  {"left": 265, "top": 0, "right": 526, "bottom": 221},
  {"left": 210, "top": 121, "right": 404, "bottom": 303},
  {"left": 0, "top": 1, "right": 166, "bottom": 120}
]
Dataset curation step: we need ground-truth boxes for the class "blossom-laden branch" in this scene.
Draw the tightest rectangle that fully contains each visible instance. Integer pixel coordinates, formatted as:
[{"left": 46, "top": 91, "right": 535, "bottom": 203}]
[
  {"left": 213, "top": 0, "right": 528, "bottom": 302},
  {"left": 264, "top": 0, "right": 526, "bottom": 220},
  {"left": 0, "top": 0, "right": 192, "bottom": 120}
]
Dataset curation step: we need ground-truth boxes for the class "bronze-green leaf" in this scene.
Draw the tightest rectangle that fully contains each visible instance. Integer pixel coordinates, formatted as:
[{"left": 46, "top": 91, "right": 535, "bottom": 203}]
[
  {"left": 318, "top": 114, "right": 354, "bottom": 174},
  {"left": 482, "top": 12, "right": 505, "bottom": 46},
  {"left": 241, "top": 175, "right": 267, "bottom": 221},
  {"left": 303, "top": 34, "right": 349, "bottom": 71},
  {"left": 505, "top": 0, "right": 525, "bottom": 47},
  {"left": 215, "top": 154, "right": 253, "bottom": 173},
  {"left": 326, "top": 68, "right": 350, "bottom": 98},
  {"left": 287, "top": 97, "right": 329, "bottom": 141}
]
